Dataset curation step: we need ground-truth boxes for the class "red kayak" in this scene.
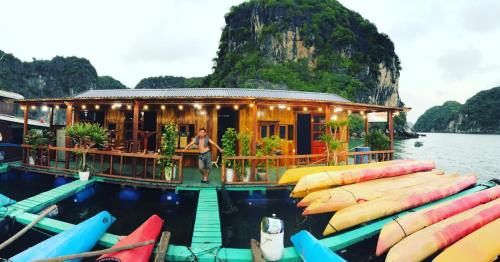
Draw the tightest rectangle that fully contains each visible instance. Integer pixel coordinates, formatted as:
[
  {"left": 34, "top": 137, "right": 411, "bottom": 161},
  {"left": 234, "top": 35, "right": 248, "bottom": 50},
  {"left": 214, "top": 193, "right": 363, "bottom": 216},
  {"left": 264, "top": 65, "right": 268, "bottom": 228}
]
[{"left": 97, "top": 214, "right": 164, "bottom": 262}]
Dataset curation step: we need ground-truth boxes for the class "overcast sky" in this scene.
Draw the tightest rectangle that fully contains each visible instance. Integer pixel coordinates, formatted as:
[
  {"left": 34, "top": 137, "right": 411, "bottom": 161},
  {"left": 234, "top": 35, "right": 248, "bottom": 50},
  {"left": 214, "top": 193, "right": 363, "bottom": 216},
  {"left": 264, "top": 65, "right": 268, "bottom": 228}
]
[{"left": 1, "top": 0, "right": 499, "bottom": 122}]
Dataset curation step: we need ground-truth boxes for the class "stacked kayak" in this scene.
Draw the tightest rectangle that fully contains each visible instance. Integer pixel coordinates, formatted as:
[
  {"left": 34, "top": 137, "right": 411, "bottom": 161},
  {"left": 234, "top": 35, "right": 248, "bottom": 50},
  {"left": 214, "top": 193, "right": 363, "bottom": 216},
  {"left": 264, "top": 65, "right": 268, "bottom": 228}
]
[
  {"left": 11, "top": 211, "right": 115, "bottom": 262},
  {"left": 278, "top": 160, "right": 408, "bottom": 185},
  {"left": 385, "top": 197, "right": 500, "bottom": 261},
  {"left": 291, "top": 230, "right": 346, "bottom": 262},
  {"left": 0, "top": 193, "right": 15, "bottom": 207},
  {"left": 291, "top": 160, "right": 435, "bottom": 197},
  {"left": 97, "top": 214, "right": 164, "bottom": 262},
  {"left": 433, "top": 218, "right": 500, "bottom": 262},
  {"left": 377, "top": 185, "right": 500, "bottom": 255},
  {"left": 302, "top": 170, "right": 444, "bottom": 215},
  {"left": 323, "top": 174, "right": 477, "bottom": 235}
]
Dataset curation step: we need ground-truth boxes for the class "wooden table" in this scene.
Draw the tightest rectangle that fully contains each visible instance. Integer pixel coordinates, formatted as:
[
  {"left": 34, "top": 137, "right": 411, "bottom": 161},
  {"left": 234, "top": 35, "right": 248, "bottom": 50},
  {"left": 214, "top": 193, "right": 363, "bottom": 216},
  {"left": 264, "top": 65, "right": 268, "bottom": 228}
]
[{"left": 176, "top": 149, "right": 199, "bottom": 167}]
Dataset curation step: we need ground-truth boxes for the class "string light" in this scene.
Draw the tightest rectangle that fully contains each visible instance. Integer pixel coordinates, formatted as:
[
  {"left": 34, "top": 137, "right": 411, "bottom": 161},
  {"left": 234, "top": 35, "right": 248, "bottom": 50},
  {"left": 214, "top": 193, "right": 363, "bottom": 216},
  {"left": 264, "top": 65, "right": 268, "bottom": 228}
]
[
  {"left": 178, "top": 105, "right": 184, "bottom": 110},
  {"left": 81, "top": 105, "right": 86, "bottom": 110},
  {"left": 21, "top": 106, "right": 26, "bottom": 110},
  {"left": 303, "top": 107, "right": 308, "bottom": 111},
  {"left": 348, "top": 110, "right": 352, "bottom": 114},
  {"left": 143, "top": 105, "right": 149, "bottom": 110},
  {"left": 161, "top": 105, "right": 166, "bottom": 110},
  {"left": 127, "top": 105, "right": 132, "bottom": 110},
  {"left": 215, "top": 105, "right": 220, "bottom": 110},
  {"left": 194, "top": 103, "right": 202, "bottom": 109},
  {"left": 332, "top": 115, "right": 338, "bottom": 120},
  {"left": 269, "top": 106, "right": 274, "bottom": 110},
  {"left": 31, "top": 105, "right": 37, "bottom": 110},
  {"left": 318, "top": 107, "right": 323, "bottom": 112},
  {"left": 55, "top": 105, "right": 60, "bottom": 110},
  {"left": 95, "top": 105, "right": 100, "bottom": 110},
  {"left": 360, "top": 111, "right": 365, "bottom": 115},
  {"left": 233, "top": 105, "right": 239, "bottom": 110},
  {"left": 278, "top": 104, "right": 286, "bottom": 109},
  {"left": 286, "top": 107, "right": 291, "bottom": 111},
  {"left": 41, "top": 105, "right": 48, "bottom": 112},
  {"left": 249, "top": 103, "right": 254, "bottom": 108}
]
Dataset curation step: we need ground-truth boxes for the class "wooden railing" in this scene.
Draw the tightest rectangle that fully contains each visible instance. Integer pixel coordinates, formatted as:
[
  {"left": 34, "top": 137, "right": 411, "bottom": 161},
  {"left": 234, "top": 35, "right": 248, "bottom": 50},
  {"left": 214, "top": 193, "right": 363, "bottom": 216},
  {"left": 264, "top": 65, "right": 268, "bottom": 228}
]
[
  {"left": 21, "top": 145, "right": 183, "bottom": 183},
  {"left": 221, "top": 150, "right": 394, "bottom": 185}
]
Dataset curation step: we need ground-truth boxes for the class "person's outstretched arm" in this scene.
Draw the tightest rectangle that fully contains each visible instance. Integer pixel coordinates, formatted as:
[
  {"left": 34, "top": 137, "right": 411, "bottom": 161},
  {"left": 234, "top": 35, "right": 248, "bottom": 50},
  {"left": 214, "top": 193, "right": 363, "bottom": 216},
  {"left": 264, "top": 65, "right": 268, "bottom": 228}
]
[{"left": 209, "top": 139, "right": 223, "bottom": 153}]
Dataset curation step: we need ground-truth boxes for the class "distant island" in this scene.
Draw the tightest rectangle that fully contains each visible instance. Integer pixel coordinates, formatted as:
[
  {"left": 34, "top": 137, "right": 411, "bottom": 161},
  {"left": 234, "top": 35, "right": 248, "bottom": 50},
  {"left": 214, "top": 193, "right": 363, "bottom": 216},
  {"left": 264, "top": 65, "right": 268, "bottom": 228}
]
[{"left": 413, "top": 86, "right": 500, "bottom": 134}]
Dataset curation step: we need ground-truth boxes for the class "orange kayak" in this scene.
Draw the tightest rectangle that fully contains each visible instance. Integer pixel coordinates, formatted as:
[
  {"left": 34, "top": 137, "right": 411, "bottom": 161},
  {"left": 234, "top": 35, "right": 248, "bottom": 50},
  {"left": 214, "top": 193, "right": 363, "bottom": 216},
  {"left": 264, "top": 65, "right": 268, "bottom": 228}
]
[
  {"left": 323, "top": 174, "right": 477, "bottom": 235},
  {"left": 433, "top": 218, "right": 500, "bottom": 262},
  {"left": 303, "top": 170, "right": 446, "bottom": 215},
  {"left": 385, "top": 198, "right": 500, "bottom": 262},
  {"left": 377, "top": 185, "right": 500, "bottom": 255},
  {"left": 292, "top": 160, "right": 435, "bottom": 198},
  {"left": 97, "top": 215, "right": 164, "bottom": 262}
]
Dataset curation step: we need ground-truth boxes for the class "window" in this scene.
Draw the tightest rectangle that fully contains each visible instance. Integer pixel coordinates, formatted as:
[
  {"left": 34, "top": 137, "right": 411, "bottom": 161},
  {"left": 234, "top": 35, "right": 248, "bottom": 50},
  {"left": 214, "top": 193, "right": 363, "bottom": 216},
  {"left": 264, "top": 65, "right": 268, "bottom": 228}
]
[
  {"left": 279, "top": 125, "right": 294, "bottom": 140},
  {"left": 260, "top": 122, "right": 278, "bottom": 138},
  {"left": 177, "top": 124, "right": 195, "bottom": 148}
]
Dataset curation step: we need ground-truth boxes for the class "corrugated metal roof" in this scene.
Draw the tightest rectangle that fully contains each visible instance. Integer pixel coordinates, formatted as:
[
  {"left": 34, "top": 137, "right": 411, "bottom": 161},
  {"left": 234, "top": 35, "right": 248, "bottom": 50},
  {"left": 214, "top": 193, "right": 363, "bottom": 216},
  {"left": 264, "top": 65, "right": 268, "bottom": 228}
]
[
  {"left": 0, "top": 90, "right": 24, "bottom": 100},
  {"left": 73, "top": 88, "right": 350, "bottom": 103}
]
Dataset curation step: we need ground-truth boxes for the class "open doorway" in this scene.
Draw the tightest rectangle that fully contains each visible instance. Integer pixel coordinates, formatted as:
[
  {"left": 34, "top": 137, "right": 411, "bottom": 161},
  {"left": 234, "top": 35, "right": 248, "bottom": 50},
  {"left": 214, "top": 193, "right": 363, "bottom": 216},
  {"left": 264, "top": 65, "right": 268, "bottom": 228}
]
[
  {"left": 296, "top": 113, "right": 311, "bottom": 155},
  {"left": 217, "top": 107, "right": 238, "bottom": 146},
  {"left": 143, "top": 111, "right": 157, "bottom": 151}
]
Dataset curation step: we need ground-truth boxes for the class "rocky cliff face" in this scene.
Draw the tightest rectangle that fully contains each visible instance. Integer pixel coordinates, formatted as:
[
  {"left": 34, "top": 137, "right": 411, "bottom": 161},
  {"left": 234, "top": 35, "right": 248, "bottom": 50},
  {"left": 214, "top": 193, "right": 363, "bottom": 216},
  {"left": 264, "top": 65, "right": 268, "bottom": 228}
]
[{"left": 210, "top": 0, "right": 402, "bottom": 107}]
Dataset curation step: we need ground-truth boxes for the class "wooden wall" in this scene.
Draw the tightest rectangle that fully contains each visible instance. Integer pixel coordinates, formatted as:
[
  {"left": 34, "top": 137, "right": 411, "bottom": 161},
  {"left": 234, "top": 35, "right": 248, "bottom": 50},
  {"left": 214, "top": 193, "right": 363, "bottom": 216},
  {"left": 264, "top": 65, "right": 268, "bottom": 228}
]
[{"left": 106, "top": 109, "right": 125, "bottom": 142}]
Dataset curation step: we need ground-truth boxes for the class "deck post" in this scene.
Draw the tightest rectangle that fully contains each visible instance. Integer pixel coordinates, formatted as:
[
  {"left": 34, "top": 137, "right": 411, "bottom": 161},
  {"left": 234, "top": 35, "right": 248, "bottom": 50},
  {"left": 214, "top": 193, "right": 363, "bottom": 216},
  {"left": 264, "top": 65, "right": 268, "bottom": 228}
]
[
  {"left": 132, "top": 100, "right": 140, "bottom": 176},
  {"left": 251, "top": 101, "right": 258, "bottom": 179},
  {"left": 64, "top": 103, "right": 73, "bottom": 169},
  {"left": 364, "top": 114, "right": 369, "bottom": 146},
  {"left": 388, "top": 110, "right": 394, "bottom": 159},
  {"left": 23, "top": 103, "right": 29, "bottom": 163}
]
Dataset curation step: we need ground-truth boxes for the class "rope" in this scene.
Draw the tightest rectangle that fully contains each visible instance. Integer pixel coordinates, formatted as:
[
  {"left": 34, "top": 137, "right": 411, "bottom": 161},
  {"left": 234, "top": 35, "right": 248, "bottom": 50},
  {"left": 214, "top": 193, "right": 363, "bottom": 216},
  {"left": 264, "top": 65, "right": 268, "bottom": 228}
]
[
  {"left": 339, "top": 187, "right": 358, "bottom": 202},
  {"left": 391, "top": 217, "right": 408, "bottom": 237}
]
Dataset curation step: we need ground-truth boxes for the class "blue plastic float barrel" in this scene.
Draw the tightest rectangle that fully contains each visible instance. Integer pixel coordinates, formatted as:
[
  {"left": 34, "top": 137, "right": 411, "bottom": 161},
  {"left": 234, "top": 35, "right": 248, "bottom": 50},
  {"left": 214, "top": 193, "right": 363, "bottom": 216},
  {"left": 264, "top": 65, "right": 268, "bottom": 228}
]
[
  {"left": 354, "top": 146, "right": 370, "bottom": 164},
  {"left": 73, "top": 186, "right": 96, "bottom": 203},
  {"left": 119, "top": 187, "right": 140, "bottom": 201},
  {"left": 54, "top": 176, "right": 71, "bottom": 187}
]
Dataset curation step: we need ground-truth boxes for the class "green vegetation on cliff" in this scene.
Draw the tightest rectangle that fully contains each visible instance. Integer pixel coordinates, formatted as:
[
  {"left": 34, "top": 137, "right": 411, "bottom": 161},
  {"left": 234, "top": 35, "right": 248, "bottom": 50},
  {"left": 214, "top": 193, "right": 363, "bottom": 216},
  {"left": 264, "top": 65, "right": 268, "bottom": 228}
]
[
  {"left": 0, "top": 50, "right": 127, "bottom": 98},
  {"left": 135, "top": 75, "right": 204, "bottom": 89},
  {"left": 208, "top": 0, "right": 401, "bottom": 106},
  {"left": 414, "top": 86, "right": 500, "bottom": 133},
  {"left": 413, "top": 101, "right": 462, "bottom": 132}
]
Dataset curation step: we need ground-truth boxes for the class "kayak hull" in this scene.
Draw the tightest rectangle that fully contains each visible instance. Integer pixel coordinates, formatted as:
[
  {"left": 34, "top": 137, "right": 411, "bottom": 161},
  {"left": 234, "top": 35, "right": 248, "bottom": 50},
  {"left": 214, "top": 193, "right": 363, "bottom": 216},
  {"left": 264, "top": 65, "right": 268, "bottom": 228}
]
[
  {"left": 323, "top": 174, "right": 477, "bottom": 235},
  {"left": 433, "top": 218, "right": 500, "bottom": 262},
  {"left": 303, "top": 170, "right": 444, "bottom": 214},
  {"left": 291, "top": 230, "right": 346, "bottom": 262},
  {"left": 386, "top": 198, "right": 500, "bottom": 262},
  {"left": 97, "top": 214, "right": 164, "bottom": 262},
  {"left": 292, "top": 160, "right": 435, "bottom": 198},
  {"left": 377, "top": 185, "right": 500, "bottom": 255},
  {"left": 11, "top": 211, "right": 115, "bottom": 262}
]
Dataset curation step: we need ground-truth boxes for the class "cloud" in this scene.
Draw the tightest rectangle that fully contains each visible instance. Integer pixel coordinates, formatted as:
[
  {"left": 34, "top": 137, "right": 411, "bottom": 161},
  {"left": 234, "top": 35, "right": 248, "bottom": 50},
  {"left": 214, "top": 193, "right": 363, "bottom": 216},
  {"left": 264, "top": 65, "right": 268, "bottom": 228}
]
[
  {"left": 436, "top": 46, "right": 483, "bottom": 80},
  {"left": 462, "top": 0, "right": 500, "bottom": 33}
]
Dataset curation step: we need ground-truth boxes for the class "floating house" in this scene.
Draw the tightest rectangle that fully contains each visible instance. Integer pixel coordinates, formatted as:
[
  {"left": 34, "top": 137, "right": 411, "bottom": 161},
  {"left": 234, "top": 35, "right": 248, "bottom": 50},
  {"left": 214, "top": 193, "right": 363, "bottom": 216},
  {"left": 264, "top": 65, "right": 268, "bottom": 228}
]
[{"left": 17, "top": 88, "right": 406, "bottom": 188}]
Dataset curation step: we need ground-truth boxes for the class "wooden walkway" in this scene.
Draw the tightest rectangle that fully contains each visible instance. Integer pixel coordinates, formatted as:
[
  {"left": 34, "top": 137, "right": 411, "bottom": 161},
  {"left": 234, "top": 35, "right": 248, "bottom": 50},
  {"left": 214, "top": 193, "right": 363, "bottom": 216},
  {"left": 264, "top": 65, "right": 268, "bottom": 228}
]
[
  {"left": 2, "top": 179, "right": 94, "bottom": 218},
  {"left": 190, "top": 189, "right": 222, "bottom": 261}
]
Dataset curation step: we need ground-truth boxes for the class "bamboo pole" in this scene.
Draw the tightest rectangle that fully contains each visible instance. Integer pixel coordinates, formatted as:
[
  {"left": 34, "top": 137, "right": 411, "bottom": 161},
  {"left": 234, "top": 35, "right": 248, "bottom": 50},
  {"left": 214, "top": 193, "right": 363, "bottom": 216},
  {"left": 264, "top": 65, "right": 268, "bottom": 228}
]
[
  {"left": 0, "top": 205, "right": 58, "bottom": 251},
  {"left": 34, "top": 240, "right": 155, "bottom": 262}
]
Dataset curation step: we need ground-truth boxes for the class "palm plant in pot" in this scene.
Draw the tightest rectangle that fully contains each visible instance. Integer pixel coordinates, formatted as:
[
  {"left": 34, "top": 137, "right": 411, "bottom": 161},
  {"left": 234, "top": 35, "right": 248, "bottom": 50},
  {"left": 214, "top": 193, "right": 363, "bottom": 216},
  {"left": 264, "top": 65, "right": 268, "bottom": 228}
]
[
  {"left": 321, "top": 119, "right": 350, "bottom": 165},
  {"left": 221, "top": 128, "right": 237, "bottom": 182},
  {"left": 237, "top": 130, "right": 252, "bottom": 182},
  {"left": 24, "top": 129, "right": 53, "bottom": 165},
  {"left": 158, "top": 122, "right": 178, "bottom": 181},
  {"left": 65, "top": 123, "right": 108, "bottom": 181}
]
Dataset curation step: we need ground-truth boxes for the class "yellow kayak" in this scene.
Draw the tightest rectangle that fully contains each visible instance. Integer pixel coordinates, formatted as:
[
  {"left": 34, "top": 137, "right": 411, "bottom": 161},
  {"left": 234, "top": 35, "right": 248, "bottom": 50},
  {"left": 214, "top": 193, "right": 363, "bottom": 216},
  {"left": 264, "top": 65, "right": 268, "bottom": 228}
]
[
  {"left": 298, "top": 169, "right": 443, "bottom": 207},
  {"left": 377, "top": 185, "right": 500, "bottom": 255},
  {"left": 386, "top": 198, "right": 500, "bottom": 262},
  {"left": 292, "top": 160, "right": 435, "bottom": 198},
  {"left": 303, "top": 170, "right": 444, "bottom": 215},
  {"left": 278, "top": 160, "right": 406, "bottom": 185},
  {"left": 433, "top": 218, "right": 500, "bottom": 262},
  {"left": 323, "top": 174, "right": 477, "bottom": 235}
]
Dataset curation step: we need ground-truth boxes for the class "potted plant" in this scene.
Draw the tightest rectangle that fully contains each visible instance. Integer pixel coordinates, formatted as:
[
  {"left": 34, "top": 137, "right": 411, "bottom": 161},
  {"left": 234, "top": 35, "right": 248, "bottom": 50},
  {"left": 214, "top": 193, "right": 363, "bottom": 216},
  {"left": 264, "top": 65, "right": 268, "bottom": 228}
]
[
  {"left": 158, "top": 122, "right": 178, "bottom": 180},
  {"left": 237, "top": 129, "right": 252, "bottom": 182},
  {"left": 24, "top": 129, "right": 53, "bottom": 165},
  {"left": 365, "top": 130, "right": 390, "bottom": 161},
  {"left": 256, "top": 135, "right": 282, "bottom": 181},
  {"left": 65, "top": 123, "right": 108, "bottom": 181},
  {"left": 321, "top": 119, "right": 350, "bottom": 165},
  {"left": 221, "top": 128, "right": 237, "bottom": 182}
]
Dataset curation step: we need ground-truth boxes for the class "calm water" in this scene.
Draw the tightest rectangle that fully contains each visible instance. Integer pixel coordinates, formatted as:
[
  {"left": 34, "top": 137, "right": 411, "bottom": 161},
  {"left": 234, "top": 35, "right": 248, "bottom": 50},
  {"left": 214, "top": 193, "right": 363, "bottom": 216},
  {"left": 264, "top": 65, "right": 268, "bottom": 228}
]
[{"left": 395, "top": 133, "right": 500, "bottom": 182}]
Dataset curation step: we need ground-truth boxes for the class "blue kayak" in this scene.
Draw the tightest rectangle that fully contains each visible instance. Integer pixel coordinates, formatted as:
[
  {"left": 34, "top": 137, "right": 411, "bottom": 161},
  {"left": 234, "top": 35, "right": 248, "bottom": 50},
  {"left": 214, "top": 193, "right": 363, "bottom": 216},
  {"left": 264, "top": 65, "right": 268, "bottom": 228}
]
[
  {"left": 0, "top": 193, "right": 15, "bottom": 207},
  {"left": 11, "top": 211, "right": 115, "bottom": 262},
  {"left": 291, "top": 230, "right": 347, "bottom": 262}
]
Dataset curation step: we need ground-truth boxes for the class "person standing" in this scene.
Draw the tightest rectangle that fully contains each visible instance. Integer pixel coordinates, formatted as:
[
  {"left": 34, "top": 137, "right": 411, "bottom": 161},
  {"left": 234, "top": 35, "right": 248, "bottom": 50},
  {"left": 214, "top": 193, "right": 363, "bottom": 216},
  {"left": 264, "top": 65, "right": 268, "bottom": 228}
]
[{"left": 183, "top": 127, "right": 223, "bottom": 183}]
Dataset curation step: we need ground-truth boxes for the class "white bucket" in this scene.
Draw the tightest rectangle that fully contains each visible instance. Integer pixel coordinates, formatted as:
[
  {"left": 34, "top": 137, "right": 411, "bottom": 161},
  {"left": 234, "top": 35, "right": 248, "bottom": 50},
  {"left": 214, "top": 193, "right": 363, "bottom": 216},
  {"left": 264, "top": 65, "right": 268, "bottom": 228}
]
[
  {"left": 260, "top": 216, "right": 284, "bottom": 261},
  {"left": 226, "top": 168, "right": 234, "bottom": 182}
]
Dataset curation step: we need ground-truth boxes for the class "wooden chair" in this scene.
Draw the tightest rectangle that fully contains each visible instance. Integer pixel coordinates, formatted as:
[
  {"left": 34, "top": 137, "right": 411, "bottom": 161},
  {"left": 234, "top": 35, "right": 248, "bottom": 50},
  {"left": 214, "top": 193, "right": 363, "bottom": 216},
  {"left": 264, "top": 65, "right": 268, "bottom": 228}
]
[{"left": 212, "top": 154, "right": 220, "bottom": 168}]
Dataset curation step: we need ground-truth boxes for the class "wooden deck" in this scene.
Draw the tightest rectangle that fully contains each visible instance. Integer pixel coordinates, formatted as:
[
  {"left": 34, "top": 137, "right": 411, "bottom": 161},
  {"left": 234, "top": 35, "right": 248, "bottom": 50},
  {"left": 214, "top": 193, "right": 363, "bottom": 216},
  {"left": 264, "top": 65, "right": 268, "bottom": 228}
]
[{"left": 190, "top": 189, "right": 222, "bottom": 261}]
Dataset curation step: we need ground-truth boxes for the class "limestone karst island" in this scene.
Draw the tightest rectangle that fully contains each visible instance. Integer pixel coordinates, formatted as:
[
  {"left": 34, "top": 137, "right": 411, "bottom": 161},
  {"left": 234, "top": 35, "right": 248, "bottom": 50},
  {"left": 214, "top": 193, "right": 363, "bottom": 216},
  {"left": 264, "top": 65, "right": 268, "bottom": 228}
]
[{"left": 0, "top": 1, "right": 498, "bottom": 261}]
